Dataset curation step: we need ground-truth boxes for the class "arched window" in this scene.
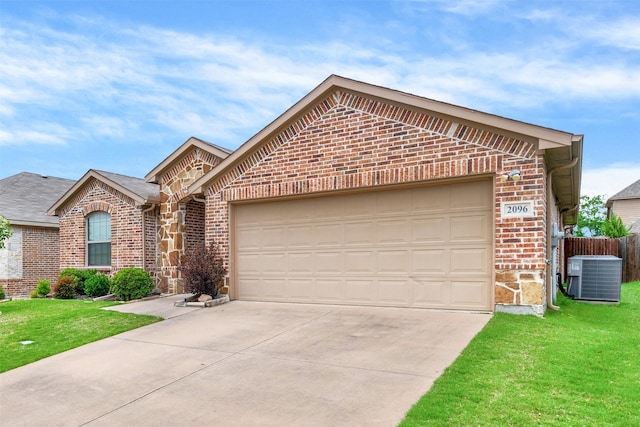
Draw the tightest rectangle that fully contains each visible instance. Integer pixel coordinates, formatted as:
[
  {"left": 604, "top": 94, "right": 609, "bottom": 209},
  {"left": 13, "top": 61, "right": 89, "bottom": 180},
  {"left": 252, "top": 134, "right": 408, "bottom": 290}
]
[{"left": 87, "top": 211, "right": 111, "bottom": 266}]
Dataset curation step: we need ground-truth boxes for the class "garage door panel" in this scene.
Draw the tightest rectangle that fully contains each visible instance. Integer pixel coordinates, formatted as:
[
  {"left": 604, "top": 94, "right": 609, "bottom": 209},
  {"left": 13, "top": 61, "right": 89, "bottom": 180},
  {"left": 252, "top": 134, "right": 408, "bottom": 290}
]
[
  {"left": 287, "top": 278, "right": 315, "bottom": 300},
  {"left": 345, "top": 251, "right": 376, "bottom": 274},
  {"left": 377, "top": 190, "right": 411, "bottom": 215},
  {"left": 262, "top": 253, "right": 286, "bottom": 273},
  {"left": 378, "top": 250, "right": 410, "bottom": 273},
  {"left": 237, "top": 228, "right": 261, "bottom": 250},
  {"left": 288, "top": 253, "right": 313, "bottom": 273},
  {"left": 450, "top": 215, "right": 489, "bottom": 242},
  {"left": 344, "top": 221, "right": 375, "bottom": 246},
  {"left": 263, "top": 279, "right": 286, "bottom": 299},
  {"left": 316, "top": 251, "right": 344, "bottom": 273},
  {"left": 450, "top": 281, "right": 488, "bottom": 306},
  {"left": 314, "top": 223, "right": 343, "bottom": 247},
  {"left": 450, "top": 180, "right": 491, "bottom": 209},
  {"left": 346, "top": 280, "right": 377, "bottom": 303},
  {"left": 237, "top": 253, "right": 261, "bottom": 273},
  {"left": 288, "top": 225, "right": 314, "bottom": 248},
  {"left": 450, "top": 248, "right": 487, "bottom": 273},
  {"left": 412, "top": 218, "right": 447, "bottom": 243},
  {"left": 235, "top": 180, "right": 492, "bottom": 310},
  {"left": 379, "top": 280, "right": 411, "bottom": 306},
  {"left": 316, "top": 279, "right": 344, "bottom": 302},
  {"left": 344, "top": 193, "right": 373, "bottom": 217},
  {"left": 262, "top": 227, "right": 287, "bottom": 249},
  {"left": 412, "top": 280, "right": 449, "bottom": 307},
  {"left": 413, "top": 249, "right": 447, "bottom": 274},
  {"left": 378, "top": 220, "right": 410, "bottom": 244},
  {"left": 411, "top": 186, "right": 447, "bottom": 212}
]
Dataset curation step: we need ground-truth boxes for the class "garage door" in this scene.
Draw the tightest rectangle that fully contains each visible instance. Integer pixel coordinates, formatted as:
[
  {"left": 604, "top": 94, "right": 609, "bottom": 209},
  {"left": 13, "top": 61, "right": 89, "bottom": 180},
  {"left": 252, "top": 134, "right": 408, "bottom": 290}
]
[{"left": 234, "top": 180, "right": 492, "bottom": 310}]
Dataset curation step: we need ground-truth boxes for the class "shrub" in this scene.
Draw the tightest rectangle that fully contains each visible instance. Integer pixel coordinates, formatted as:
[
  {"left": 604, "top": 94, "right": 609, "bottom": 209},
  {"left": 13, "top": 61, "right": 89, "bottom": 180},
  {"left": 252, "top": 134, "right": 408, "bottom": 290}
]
[
  {"left": 59, "top": 268, "right": 97, "bottom": 295},
  {"left": 602, "top": 212, "right": 630, "bottom": 238},
  {"left": 0, "top": 285, "right": 5, "bottom": 300},
  {"left": 179, "top": 242, "right": 227, "bottom": 297},
  {"left": 54, "top": 275, "right": 77, "bottom": 299},
  {"left": 35, "top": 279, "right": 51, "bottom": 297},
  {"left": 85, "top": 273, "right": 111, "bottom": 297},
  {"left": 110, "top": 268, "right": 153, "bottom": 301}
]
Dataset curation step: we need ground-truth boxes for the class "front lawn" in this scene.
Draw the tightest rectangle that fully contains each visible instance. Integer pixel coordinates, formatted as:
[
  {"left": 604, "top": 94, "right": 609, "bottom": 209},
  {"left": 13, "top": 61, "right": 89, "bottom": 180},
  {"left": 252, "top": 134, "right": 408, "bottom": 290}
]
[
  {"left": 401, "top": 281, "right": 640, "bottom": 426},
  {"left": 0, "top": 299, "right": 161, "bottom": 373}
]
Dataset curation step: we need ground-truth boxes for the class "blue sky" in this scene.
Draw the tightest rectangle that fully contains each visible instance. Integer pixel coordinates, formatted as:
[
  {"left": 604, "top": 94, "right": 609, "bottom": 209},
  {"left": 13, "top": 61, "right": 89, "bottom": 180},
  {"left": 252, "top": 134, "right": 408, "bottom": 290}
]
[{"left": 1, "top": 0, "right": 639, "bottom": 198}]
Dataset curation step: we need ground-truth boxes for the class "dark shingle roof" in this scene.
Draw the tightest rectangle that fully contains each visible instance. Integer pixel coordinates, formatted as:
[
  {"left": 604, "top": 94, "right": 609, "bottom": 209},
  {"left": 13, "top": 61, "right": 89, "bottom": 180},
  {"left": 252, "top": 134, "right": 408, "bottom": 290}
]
[
  {"left": 93, "top": 170, "right": 160, "bottom": 202},
  {"left": 0, "top": 172, "right": 75, "bottom": 227},
  {"left": 608, "top": 178, "right": 640, "bottom": 201}
]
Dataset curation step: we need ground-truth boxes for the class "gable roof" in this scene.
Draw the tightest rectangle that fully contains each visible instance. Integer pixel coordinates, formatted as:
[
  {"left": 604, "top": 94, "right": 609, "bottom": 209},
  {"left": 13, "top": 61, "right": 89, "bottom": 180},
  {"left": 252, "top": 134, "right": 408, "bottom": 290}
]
[
  {"left": 48, "top": 169, "right": 160, "bottom": 216},
  {"left": 0, "top": 172, "right": 75, "bottom": 227},
  {"left": 607, "top": 178, "right": 640, "bottom": 206},
  {"left": 145, "top": 136, "right": 231, "bottom": 183},
  {"left": 189, "top": 74, "right": 583, "bottom": 224}
]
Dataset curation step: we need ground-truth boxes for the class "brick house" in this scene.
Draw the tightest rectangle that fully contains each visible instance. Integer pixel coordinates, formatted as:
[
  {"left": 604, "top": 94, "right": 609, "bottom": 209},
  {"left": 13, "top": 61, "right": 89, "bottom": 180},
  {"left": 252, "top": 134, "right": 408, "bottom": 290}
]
[
  {"left": 47, "top": 169, "right": 161, "bottom": 281},
  {"left": 0, "top": 172, "right": 75, "bottom": 295},
  {"left": 52, "top": 75, "right": 582, "bottom": 314},
  {"left": 48, "top": 138, "right": 229, "bottom": 289}
]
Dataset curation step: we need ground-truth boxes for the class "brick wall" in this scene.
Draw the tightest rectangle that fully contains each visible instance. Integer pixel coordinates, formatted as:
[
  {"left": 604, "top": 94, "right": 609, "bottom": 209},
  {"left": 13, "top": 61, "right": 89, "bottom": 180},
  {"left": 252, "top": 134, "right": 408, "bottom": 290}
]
[
  {"left": 57, "top": 179, "right": 147, "bottom": 275},
  {"left": 1, "top": 226, "right": 60, "bottom": 296},
  {"left": 203, "top": 89, "right": 549, "bottom": 310}
]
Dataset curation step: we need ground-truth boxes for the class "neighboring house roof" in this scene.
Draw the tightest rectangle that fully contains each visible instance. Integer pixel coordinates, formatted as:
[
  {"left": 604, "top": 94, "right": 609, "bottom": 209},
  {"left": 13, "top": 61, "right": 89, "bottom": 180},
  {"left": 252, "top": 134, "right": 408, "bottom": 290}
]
[
  {"left": 606, "top": 178, "right": 640, "bottom": 207},
  {"left": 145, "top": 136, "right": 231, "bottom": 183},
  {"left": 189, "top": 74, "right": 583, "bottom": 224},
  {"left": 48, "top": 169, "right": 160, "bottom": 216},
  {"left": 630, "top": 219, "right": 640, "bottom": 234},
  {"left": 0, "top": 172, "right": 75, "bottom": 227}
]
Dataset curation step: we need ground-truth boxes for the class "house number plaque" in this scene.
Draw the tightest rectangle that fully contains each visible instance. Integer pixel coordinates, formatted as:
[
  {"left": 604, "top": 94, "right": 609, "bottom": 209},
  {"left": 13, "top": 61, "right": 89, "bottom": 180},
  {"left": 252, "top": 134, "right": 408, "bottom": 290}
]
[{"left": 501, "top": 201, "right": 534, "bottom": 218}]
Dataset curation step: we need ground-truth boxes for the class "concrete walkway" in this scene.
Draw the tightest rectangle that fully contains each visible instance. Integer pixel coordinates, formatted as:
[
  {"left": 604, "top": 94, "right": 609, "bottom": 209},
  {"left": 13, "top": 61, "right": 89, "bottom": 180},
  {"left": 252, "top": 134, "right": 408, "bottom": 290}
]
[{"left": 0, "top": 299, "right": 491, "bottom": 426}]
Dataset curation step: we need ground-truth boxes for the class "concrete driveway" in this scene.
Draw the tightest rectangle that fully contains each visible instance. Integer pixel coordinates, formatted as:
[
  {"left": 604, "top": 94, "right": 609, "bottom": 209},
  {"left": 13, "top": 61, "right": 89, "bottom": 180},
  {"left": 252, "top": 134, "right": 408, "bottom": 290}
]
[{"left": 0, "top": 298, "right": 491, "bottom": 426}]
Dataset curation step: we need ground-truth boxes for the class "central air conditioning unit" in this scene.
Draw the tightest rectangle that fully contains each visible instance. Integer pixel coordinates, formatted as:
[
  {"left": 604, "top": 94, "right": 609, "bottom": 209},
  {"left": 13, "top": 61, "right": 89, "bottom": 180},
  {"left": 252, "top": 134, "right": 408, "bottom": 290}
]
[{"left": 567, "top": 255, "right": 622, "bottom": 302}]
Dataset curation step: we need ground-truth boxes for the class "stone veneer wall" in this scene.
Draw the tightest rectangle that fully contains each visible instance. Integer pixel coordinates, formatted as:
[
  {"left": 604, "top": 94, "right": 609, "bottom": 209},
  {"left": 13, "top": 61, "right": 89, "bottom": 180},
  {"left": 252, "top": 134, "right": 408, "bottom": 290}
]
[
  {"left": 202, "top": 89, "right": 550, "bottom": 311},
  {"left": 157, "top": 148, "right": 222, "bottom": 294}
]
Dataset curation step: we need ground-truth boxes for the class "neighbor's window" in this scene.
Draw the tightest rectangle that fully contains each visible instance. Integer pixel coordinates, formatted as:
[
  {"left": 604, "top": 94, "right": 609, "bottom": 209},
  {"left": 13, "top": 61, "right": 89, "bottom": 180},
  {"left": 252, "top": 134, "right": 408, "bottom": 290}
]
[{"left": 87, "top": 211, "right": 111, "bottom": 266}]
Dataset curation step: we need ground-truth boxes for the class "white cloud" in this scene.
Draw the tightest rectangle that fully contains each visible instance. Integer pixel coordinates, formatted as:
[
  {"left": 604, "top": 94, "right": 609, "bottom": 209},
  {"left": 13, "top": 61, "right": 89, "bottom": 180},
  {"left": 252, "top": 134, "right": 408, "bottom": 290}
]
[{"left": 581, "top": 163, "right": 640, "bottom": 199}]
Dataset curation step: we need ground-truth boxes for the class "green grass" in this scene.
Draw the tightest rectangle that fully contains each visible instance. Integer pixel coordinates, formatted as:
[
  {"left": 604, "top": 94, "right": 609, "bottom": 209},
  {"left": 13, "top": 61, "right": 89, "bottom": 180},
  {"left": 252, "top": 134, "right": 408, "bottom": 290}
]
[
  {"left": 0, "top": 299, "right": 161, "bottom": 373},
  {"left": 401, "top": 281, "right": 640, "bottom": 426}
]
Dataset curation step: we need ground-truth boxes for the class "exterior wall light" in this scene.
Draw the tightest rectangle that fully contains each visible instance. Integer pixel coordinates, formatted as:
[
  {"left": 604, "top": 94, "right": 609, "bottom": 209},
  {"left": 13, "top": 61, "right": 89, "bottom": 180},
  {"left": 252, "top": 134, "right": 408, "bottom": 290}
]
[{"left": 500, "top": 169, "right": 522, "bottom": 182}]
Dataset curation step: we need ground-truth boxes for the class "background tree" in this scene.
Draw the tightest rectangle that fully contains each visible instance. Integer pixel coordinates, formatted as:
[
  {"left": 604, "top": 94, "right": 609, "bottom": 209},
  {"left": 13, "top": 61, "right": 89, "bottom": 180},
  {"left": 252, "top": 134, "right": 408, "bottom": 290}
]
[
  {"left": 602, "top": 212, "right": 630, "bottom": 238},
  {"left": 0, "top": 215, "right": 13, "bottom": 249},
  {"left": 574, "top": 195, "right": 607, "bottom": 237}
]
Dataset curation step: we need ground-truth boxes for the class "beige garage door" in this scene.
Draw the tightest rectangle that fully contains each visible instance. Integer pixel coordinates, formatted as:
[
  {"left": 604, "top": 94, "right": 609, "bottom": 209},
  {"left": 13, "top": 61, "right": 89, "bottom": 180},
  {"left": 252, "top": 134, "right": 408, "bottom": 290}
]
[{"left": 234, "top": 180, "right": 493, "bottom": 310}]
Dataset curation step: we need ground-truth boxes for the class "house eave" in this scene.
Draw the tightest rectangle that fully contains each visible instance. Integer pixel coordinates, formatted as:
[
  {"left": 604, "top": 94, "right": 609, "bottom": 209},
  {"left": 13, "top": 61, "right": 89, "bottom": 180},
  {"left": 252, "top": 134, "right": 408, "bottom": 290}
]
[{"left": 190, "top": 74, "right": 580, "bottom": 195}]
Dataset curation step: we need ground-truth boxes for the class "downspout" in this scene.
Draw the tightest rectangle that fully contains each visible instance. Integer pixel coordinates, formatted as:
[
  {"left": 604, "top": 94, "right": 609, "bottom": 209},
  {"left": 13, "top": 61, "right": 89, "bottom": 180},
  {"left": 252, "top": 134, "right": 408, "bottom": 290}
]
[
  {"left": 546, "top": 157, "right": 580, "bottom": 311},
  {"left": 141, "top": 204, "right": 156, "bottom": 282}
]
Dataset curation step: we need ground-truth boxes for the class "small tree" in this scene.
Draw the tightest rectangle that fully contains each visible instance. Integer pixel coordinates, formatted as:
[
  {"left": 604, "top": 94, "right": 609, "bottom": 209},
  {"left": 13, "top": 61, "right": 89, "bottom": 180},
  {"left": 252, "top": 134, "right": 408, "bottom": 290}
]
[
  {"left": 0, "top": 215, "right": 13, "bottom": 249},
  {"left": 575, "top": 195, "right": 607, "bottom": 237},
  {"left": 180, "top": 242, "right": 227, "bottom": 297},
  {"left": 602, "top": 212, "right": 630, "bottom": 238}
]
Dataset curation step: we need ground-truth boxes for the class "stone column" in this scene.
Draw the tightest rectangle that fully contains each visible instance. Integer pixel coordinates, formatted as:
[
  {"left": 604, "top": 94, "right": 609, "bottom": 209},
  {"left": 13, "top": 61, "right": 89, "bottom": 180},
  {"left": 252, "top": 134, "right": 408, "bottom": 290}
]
[{"left": 159, "top": 195, "right": 187, "bottom": 294}]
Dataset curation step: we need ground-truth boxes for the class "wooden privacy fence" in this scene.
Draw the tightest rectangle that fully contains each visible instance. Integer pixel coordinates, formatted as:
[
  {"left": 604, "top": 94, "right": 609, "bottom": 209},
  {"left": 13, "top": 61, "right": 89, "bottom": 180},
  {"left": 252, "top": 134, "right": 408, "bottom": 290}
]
[{"left": 564, "top": 235, "right": 640, "bottom": 283}]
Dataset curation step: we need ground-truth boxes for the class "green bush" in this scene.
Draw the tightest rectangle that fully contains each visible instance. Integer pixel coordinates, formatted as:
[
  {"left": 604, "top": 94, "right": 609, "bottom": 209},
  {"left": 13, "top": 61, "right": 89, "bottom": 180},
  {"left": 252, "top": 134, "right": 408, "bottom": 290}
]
[
  {"left": 34, "top": 279, "right": 51, "bottom": 298},
  {"left": 54, "top": 275, "right": 77, "bottom": 299},
  {"left": 0, "top": 285, "right": 5, "bottom": 299},
  {"left": 110, "top": 268, "right": 153, "bottom": 301},
  {"left": 59, "top": 268, "right": 97, "bottom": 295},
  {"left": 602, "top": 212, "right": 630, "bottom": 238},
  {"left": 85, "top": 273, "right": 111, "bottom": 297}
]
